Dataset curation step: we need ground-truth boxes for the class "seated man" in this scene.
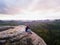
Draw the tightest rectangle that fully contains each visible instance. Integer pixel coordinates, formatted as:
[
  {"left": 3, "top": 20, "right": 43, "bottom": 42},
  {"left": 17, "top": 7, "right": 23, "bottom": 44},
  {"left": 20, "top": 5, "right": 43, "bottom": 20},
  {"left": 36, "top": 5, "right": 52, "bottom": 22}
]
[{"left": 25, "top": 26, "right": 32, "bottom": 34}]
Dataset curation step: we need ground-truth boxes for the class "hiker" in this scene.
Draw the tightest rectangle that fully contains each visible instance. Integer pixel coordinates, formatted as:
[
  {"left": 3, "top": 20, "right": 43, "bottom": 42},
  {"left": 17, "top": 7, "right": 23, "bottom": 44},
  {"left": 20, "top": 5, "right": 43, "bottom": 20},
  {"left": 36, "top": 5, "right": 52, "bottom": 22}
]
[{"left": 25, "top": 26, "right": 32, "bottom": 34}]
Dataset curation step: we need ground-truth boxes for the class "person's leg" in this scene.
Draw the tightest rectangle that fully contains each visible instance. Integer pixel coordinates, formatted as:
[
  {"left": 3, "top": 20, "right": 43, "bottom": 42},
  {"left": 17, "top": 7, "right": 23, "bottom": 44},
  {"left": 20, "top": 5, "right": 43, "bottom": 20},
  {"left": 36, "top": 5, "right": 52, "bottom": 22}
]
[{"left": 27, "top": 29, "right": 32, "bottom": 34}]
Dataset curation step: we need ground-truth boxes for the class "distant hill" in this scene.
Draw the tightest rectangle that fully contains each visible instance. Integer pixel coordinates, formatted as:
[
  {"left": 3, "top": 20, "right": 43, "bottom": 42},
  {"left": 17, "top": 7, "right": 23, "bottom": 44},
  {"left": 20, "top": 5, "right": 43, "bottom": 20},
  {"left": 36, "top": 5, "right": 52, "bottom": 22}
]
[
  {"left": 0, "top": 20, "right": 24, "bottom": 26},
  {"left": 0, "top": 19, "right": 60, "bottom": 26}
]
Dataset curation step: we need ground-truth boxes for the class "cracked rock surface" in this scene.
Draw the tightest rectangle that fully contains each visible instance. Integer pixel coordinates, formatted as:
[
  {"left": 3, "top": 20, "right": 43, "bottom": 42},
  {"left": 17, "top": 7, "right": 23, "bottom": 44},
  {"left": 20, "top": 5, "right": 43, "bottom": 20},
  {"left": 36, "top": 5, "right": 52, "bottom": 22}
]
[{"left": 0, "top": 25, "right": 47, "bottom": 45}]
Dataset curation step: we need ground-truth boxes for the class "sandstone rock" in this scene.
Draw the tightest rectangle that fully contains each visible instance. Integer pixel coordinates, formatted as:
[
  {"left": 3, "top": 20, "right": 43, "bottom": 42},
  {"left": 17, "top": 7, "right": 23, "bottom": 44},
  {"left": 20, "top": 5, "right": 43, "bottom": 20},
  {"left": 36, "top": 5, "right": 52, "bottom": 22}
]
[{"left": 0, "top": 25, "right": 47, "bottom": 45}]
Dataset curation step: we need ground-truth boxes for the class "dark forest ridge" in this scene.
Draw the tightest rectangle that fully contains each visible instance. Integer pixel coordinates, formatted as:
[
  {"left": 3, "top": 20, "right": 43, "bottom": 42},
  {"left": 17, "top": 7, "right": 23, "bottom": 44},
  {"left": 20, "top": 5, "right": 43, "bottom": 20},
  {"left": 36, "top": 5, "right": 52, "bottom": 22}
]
[{"left": 0, "top": 26, "right": 14, "bottom": 32}]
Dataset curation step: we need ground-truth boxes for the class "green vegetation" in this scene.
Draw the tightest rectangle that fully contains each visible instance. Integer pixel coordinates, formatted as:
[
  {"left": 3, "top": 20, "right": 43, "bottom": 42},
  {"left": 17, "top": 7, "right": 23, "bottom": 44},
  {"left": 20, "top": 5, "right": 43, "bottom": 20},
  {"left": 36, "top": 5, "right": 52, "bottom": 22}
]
[
  {"left": 0, "top": 20, "right": 60, "bottom": 45},
  {"left": 29, "top": 21, "right": 60, "bottom": 45},
  {"left": 0, "top": 22, "right": 18, "bottom": 26}
]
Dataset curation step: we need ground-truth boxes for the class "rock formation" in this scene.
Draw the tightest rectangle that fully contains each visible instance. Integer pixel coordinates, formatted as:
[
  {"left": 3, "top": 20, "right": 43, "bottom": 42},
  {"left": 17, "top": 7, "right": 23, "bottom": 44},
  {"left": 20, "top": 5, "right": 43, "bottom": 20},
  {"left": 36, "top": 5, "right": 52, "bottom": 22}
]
[{"left": 0, "top": 25, "right": 47, "bottom": 45}]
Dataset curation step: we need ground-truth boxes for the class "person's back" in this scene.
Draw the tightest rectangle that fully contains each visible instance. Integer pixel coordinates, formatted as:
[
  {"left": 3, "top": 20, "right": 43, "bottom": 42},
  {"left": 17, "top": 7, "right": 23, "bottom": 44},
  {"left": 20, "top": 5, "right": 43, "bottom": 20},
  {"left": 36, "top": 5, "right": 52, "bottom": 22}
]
[
  {"left": 25, "top": 26, "right": 29, "bottom": 32},
  {"left": 25, "top": 26, "right": 32, "bottom": 34}
]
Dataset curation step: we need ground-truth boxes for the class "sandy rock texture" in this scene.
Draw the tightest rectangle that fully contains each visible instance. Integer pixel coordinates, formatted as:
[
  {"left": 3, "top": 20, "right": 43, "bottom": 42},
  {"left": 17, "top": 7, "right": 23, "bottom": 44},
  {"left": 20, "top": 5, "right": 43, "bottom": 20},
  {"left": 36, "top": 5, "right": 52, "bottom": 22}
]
[{"left": 0, "top": 25, "right": 47, "bottom": 45}]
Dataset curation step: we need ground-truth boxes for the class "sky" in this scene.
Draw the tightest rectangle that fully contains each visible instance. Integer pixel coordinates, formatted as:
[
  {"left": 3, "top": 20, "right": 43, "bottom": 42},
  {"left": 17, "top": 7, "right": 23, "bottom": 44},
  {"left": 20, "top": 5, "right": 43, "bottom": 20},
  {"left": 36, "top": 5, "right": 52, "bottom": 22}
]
[{"left": 0, "top": 0, "right": 60, "bottom": 20}]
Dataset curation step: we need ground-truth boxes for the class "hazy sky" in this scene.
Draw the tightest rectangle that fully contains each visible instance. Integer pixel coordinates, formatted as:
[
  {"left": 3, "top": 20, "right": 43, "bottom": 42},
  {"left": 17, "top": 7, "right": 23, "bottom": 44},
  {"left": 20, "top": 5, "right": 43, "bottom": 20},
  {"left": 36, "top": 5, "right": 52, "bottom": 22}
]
[{"left": 0, "top": 0, "right": 60, "bottom": 20}]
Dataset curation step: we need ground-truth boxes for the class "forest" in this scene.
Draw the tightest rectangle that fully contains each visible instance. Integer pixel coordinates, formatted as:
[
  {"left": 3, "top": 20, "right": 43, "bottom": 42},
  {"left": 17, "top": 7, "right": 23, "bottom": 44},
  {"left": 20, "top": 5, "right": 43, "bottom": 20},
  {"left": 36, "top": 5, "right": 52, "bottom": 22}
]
[{"left": 29, "top": 20, "right": 60, "bottom": 45}]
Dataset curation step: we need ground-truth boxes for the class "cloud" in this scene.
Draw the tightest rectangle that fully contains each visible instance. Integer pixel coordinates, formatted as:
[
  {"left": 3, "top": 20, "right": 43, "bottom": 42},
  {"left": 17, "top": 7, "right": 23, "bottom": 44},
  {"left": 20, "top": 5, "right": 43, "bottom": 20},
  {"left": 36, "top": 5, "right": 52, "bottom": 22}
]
[
  {"left": 28, "top": 0, "right": 60, "bottom": 11},
  {"left": 0, "top": 0, "right": 60, "bottom": 14},
  {"left": 0, "top": 0, "right": 32, "bottom": 14}
]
